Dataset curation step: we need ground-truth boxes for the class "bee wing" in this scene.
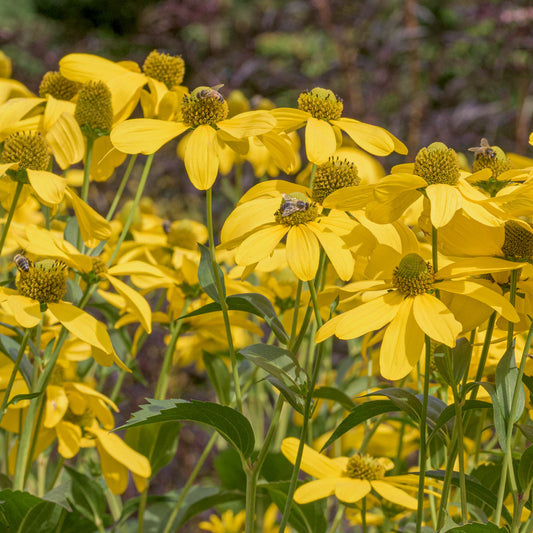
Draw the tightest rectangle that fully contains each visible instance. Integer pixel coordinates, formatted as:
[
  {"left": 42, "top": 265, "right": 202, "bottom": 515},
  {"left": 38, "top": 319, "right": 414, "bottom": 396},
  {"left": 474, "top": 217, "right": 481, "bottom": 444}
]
[
  {"left": 281, "top": 205, "right": 298, "bottom": 216},
  {"left": 480, "top": 138, "right": 490, "bottom": 147},
  {"left": 211, "top": 83, "right": 224, "bottom": 91}
]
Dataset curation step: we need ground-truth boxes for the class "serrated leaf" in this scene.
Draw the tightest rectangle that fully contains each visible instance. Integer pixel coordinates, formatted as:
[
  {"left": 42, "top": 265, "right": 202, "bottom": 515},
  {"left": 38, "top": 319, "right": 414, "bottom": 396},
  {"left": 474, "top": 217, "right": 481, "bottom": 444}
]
[
  {"left": 116, "top": 398, "right": 255, "bottom": 458},
  {"left": 496, "top": 344, "right": 525, "bottom": 422},
  {"left": 64, "top": 466, "right": 106, "bottom": 525},
  {"left": 182, "top": 294, "right": 289, "bottom": 344},
  {"left": 320, "top": 399, "right": 399, "bottom": 451},
  {"left": 125, "top": 421, "right": 181, "bottom": 478},
  {"left": 198, "top": 243, "right": 225, "bottom": 302},
  {"left": 239, "top": 343, "right": 307, "bottom": 390},
  {"left": 518, "top": 444, "right": 533, "bottom": 491},
  {"left": 0, "top": 334, "right": 33, "bottom": 387},
  {"left": 313, "top": 386, "right": 356, "bottom": 411},
  {"left": 203, "top": 351, "right": 231, "bottom": 405}
]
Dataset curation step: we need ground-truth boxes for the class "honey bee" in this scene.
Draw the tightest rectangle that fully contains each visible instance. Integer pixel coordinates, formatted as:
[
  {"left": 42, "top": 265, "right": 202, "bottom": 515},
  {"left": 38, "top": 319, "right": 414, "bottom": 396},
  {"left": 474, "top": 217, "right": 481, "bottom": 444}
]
[
  {"left": 14, "top": 253, "right": 30, "bottom": 272},
  {"left": 468, "top": 138, "right": 496, "bottom": 159},
  {"left": 196, "top": 84, "right": 224, "bottom": 102},
  {"left": 162, "top": 219, "right": 171, "bottom": 234},
  {"left": 278, "top": 193, "right": 310, "bottom": 217}
]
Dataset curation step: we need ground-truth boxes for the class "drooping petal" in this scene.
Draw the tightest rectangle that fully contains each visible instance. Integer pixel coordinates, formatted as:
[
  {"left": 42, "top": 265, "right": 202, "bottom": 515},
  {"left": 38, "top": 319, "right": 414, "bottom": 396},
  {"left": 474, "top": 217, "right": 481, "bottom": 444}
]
[
  {"left": 308, "top": 223, "right": 354, "bottom": 281},
  {"left": 366, "top": 190, "right": 422, "bottom": 224},
  {"left": 257, "top": 131, "right": 299, "bottom": 173},
  {"left": 437, "top": 280, "right": 519, "bottom": 323},
  {"left": 104, "top": 274, "right": 152, "bottom": 333},
  {"left": 373, "top": 173, "right": 427, "bottom": 202},
  {"left": 286, "top": 225, "right": 320, "bottom": 281},
  {"left": 305, "top": 117, "right": 337, "bottom": 164},
  {"left": 335, "top": 479, "right": 372, "bottom": 504},
  {"left": 90, "top": 135, "right": 128, "bottom": 182},
  {"left": 239, "top": 179, "right": 311, "bottom": 204},
  {"left": 48, "top": 302, "right": 113, "bottom": 353},
  {"left": 270, "top": 108, "right": 310, "bottom": 132},
  {"left": 0, "top": 98, "right": 45, "bottom": 141},
  {"left": 56, "top": 421, "right": 81, "bottom": 459},
  {"left": 236, "top": 224, "right": 289, "bottom": 265},
  {"left": 322, "top": 184, "right": 374, "bottom": 210},
  {"left": 184, "top": 124, "right": 219, "bottom": 190},
  {"left": 380, "top": 297, "right": 424, "bottom": 381},
  {"left": 281, "top": 437, "right": 343, "bottom": 478},
  {"left": 4, "top": 295, "right": 41, "bottom": 328},
  {"left": 110, "top": 118, "right": 188, "bottom": 155},
  {"left": 45, "top": 111, "right": 85, "bottom": 170},
  {"left": 426, "top": 183, "right": 462, "bottom": 228},
  {"left": 217, "top": 110, "right": 276, "bottom": 138},
  {"left": 412, "top": 293, "right": 461, "bottom": 346},
  {"left": 27, "top": 170, "right": 67, "bottom": 206},
  {"left": 327, "top": 291, "right": 404, "bottom": 341},
  {"left": 294, "top": 479, "right": 340, "bottom": 504},
  {"left": 95, "top": 438, "right": 129, "bottom": 495},
  {"left": 435, "top": 257, "right": 525, "bottom": 280},
  {"left": 371, "top": 480, "right": 418, "bottom": 509},
  {"left": 44, "top": 385, "right": 69, "bottom": 428}
]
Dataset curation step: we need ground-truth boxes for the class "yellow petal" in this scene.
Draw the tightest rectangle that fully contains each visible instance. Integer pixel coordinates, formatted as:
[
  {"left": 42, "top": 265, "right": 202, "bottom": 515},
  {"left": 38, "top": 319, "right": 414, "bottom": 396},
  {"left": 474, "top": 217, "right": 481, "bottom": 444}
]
[
  {"left": 373, "top": 173, "right": 427, "bottom": 201},
  {"left": 90, "top": 135, "right": 127, "bottom": 182},
  {"left": 380, "top": 298, "right": 424, "bottom": 380},
  {"left": 286, "top": 225, "right": 320, "bottom": 281},
  {"left": 308, "top": 223, "right": 354, "bottom": 281},
  {"left": 335, "top": 479, "right": 372, "bottom": 503},
  {"left": 0, "top": 98, "right": 45, "bottom": 140},
  {"left": 184, "top": 124, "right": 219, "bottom": 190},
  {"left": 27, "top": 170, "right": 66, "bottom": 206},
  {"left": 60, "top": 53, "right": 143, "bottom": 83},
  {"left": 436, "top": 257, "right": 525, "bottom": 280},
  {"left": 64, "top": 187, "right": 112, "bottom": 247},
  {"left": 437, "top": 280, "right": 519, "bottom": 323},
  {"left": 412, "top": 293, "right": 461, "bottom": 346},
  {"left": 239, "top": 179, "right": 311, "bottom": 204},
  {"left": 110, "top": 118, "right": 188, "bottom": 155},
  {"left": 322, "top": 184, "right": 374, "bottom": 210},
  {"left": 220, "top": 199, "right": 277, "bottom": 243},
  {"left": 333, "top": 291, "right": 404, "bottom": 341},
  {"left": 48, "top": 302, "right": 113, "bottom": 353},
  {"left": 45, "top": 112, "right": 84, "bottom": 170},
  {"left": 281, "top": 437, "right": 343, "bottom": 478},
  {"left": 371, "top": 480, "right": 418, "bottom": 509},
  {"left": 235, "top": 224, "right": 288, "bottom": 265},
  {"left": 96, "top": 439, "right": 129, "bottom": 494},
  {"left": 56, "top": 421, "right": 81, "bottom": 459},
  {"left": 70, "top": 382, "right": 119, "bottom": 412},
  {"left": 426, "top": 183, "right": 462, "bottom": 228},
  {"left": 44, "top": 385, "right": 69, "bottom": 428},
  {"left": 218, "top": 110, "right": 276, "bottom": 138},
  {"left": 5, "top": 295, "right": 41, "bottom": 328},
  {"left": 305, "top": 117, "right": 337, "bottom": 164},
  {"left": 257, "top": 131, "right": 298, "bottom": 173},
  {"left": 270, "top": 107, "right": 309, "bottom": 132},
  {"left": 294, "top": 479, "right": 340, "bottom": 504},
  {"left": 104, "top": 274, "right": 152, "bottom": 333}
]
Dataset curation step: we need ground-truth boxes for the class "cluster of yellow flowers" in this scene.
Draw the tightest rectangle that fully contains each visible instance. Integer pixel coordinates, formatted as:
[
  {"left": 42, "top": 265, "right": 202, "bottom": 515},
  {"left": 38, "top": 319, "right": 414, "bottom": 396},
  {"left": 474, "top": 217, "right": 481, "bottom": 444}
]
[{"left": 0, "top": 47, "right": 532, "bottom": 532}]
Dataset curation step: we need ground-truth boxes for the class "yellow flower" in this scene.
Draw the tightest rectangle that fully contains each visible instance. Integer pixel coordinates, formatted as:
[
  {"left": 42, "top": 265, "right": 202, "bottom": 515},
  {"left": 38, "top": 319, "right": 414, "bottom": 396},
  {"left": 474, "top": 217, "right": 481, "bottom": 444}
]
[
  {"left": 281, "top": 437, "right": 421, "bottom": 509},
  {"left": 220, "top": 180, "right": 356, "bottom": 281},
  {"left": 316, "top": 252, "right": 521, "bottom": 380},
  {"left": 271, "top": 87, "right": 407, "bottom": 164},
  {"left": 199, "top": 509, "right": 246, "bottom": 533},
  {"left": 110, "top": 85, "right": 276, "bottom": 190}
]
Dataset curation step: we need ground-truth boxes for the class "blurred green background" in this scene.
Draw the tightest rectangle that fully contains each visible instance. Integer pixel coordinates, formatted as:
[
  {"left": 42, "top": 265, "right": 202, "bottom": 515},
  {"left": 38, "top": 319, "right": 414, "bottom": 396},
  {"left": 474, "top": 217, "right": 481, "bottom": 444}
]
[{"left": 2, "top": 0, "right": 533, "bottom": 159}]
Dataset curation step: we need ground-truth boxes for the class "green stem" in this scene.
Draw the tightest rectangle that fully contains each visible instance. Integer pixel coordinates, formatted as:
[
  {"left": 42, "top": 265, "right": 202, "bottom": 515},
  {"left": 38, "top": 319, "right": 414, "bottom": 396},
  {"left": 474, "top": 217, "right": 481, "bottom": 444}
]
[
  {"left": 308, "top": 163, "right": 317, "bottom": 189},
  {"left": 289, "top": 280, "right": 303, "bottom": 345},
  {"left": 507, "top": 269, "right": 519, "bottom": 348},
  {"left": 107, "top": 154, "right": 154, "bottom": 267},
  {"left": 77, "top": 136, "right": 95, "bottom": 250},
  {"left": 161, "top": 432, "right": 218, "bottom": 533},
  {"left": 0, "top": 328, "right": 32, "bottom": 422},
  {"left": 0, "top": 181, "right": 24, "bottom": 255},
  {"left": 106, "top": 154, "right": 137, "bottom": 221},
  {"left": 137, "top": 489, "right": 148, "bottom": 533},
  {"left": 416, "top": 336, "right": 432, "bottom": 533},
  {"left": 326, "top": 503, "right": 345, "bottom": 533},
  {"left": 46, "top": 455, "right": 65, "bottom": 492},
  {"left": 205, "top": 187, "right": 242, "bottom": 412}
]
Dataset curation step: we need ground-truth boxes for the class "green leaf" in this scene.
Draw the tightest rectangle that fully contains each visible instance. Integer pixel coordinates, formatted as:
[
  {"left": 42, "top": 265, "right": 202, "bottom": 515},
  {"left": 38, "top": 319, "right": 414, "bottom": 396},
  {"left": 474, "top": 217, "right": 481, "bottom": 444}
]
[
  {"left": 496, "top": 344, "right": 525, "bottom": 422},
  {"left": 320, "top": 399, "right": 399, "bottom": 451},
  {"left": 203, "top": 351, "right": 231, "bottom": 405},
  {"left": 313, "top": 386, "right": 356, "bottom": 411},
  {"left": 518, "top": 424, "right": 533, "bottom": 442},
  {"left": 198, "top": 243, "right": 225, "bottom": 302},
  {"left": 239, "top": 343, "right": 307, "bottom": 390},
  {"left": 16, "top": 501, "right": 64, "bottom": 533},
  {"left": 64, "top": 466, "right": 106, "bottom": 526},
  {"left": 116, "top": 398, "right": 255, "bottom": 458},
  {"left": 433, "top": 338, "right": 472, "bottom": 386},
  {"left": 214, "top": 448, "right": 246, "bottom": 490},
  {"left": 478, "top": 382, "right": 507, "bottom": 449},
  {"left": 366, "top": 388, "right": 422, "bottom": 423},
  {"left": 125, "top": 421, "right": 181, "bottom": 478},
  {"left": 7, "top": 391, "right": 42, "bottom": 407},
  {"left": 0, "top": 334, "right": 33, "bottom": 387},
  {"left": 447, "top": 523, "right": 507, "bottom": 532},
  {"left": 266, "top": 376, "right": 306, "bottom": 414},
  {"left": 518, "top": 444, "right": 533, "bottom": 491},
  {"left": 182, "top": 293, "right": 289, "bottom": 344}
]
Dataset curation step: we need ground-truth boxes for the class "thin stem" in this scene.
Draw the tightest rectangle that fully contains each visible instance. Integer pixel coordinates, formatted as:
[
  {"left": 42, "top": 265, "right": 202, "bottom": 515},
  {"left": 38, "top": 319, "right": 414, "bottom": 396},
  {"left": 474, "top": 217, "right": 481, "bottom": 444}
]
[
  {"left": 46, "top": 455, "right": 65, "bottom": 492},
  {"left": 106, "top": 154, "right": 137, "bottom": 221},
  {"left": 0, "top": 181, "right": 24, "bottom": 255},
  {"left": 77, "top": 136, "right": 95, "bottom": 250},
  {"left": 107, "top": 154, "right": 154, "bottom": 267},
  {"left": 308, "top": 163, "right": 318, "bottom": 189},
  {"left": 507, "top": 269, "right": 519, "bottom": 348},
  {"left": 289, "top": 281, "right": 303, "bottom": 345},
  {"left": 326, "top": 503, "right": 345, "bottom": 533},
  {"left": 205, "top": 187, "right": 242, "bottom": 412}
]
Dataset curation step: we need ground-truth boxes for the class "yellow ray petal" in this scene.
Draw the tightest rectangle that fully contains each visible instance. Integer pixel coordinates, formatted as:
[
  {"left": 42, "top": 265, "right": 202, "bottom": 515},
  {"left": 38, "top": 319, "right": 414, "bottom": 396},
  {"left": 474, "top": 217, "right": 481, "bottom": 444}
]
[
  {"left": 110, "top": 118, "right": 188, "bottom": 155},
  {"left": 286, "top": 225, "right": 320, "bottom": 281},
  {"left": 257, "top": 131, "right": 299, "bottom": 173},
  {"left": 236, "top": 224, "right": 288, "bottom": 265},
  {"left": 239, "top": 179, "right": 311, "bottom": 204},
  {"left": 333, "top": 290, "right": 404, "bottom": 341},
  {"left": 426, "top": 183, "right": 462, "bottom": 228},
  {"left": 371, "top": 480, "right": 418, "bottom": 509},
  {"left": 305, "top": 117, "right": 337, "bottom": 164},
  {"left": 437, "top": 280, "right": 519, "bottom": 323},
  {"left": 322, "top": 184, "right": 374, "bottom": 210},
  {"left": 294, "top": 479, "right": 339, "bottom": 503},
  {"left": 270, "top": 107, "right": 309, "bottom": 132},
  {"left": 218, "top": 110, "right": 276, "bottom": 138},
  {"left": 56, "top": 420, "right": 82, "bottom": 459},
  {"left": 44, "top": 385, "right": 69, "bottom": 428},
  {"left": 95, "top": 439, "right": 129, "bottom": 495},
  {"left": 5, "top": 295, "right": 41, "bottom": 328},
  {"left": 281, "top": 437, "right": 343, "bottom": 478},
  {"left": 380, "top": 297, "right": 424, "bottom": 381},
  {"left": 184, "top": 124, "right": 219, "bottom": 190},
  {"left": 27, "top": 170, "right": 66, "bottom": 207},
  {"left": 436, "top": 257, "right": 525, "bottom": 280},
  {"left": 45, "top": 112, "right": 85, "bottom": 170},
  {"left": 412, "top": 293, "right": 461, "bottom": 346},
  {"left": 335, "top": 479, "right": 372, "bottom": 504}
]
